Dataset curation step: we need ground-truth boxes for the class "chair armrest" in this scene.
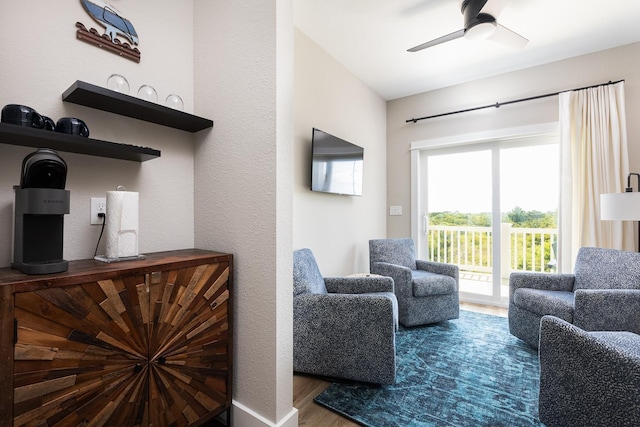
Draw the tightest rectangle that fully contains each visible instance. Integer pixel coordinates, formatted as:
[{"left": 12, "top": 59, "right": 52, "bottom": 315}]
[
  {"left": 509, "top": 272, "right": 575, "bottom": 301},
  {"left": 325, "top": 275, "right": 394, "bottom": 294},
  {"left": 540, "top": 315, "right": 640, "bottom": 365},
  {"left": 293, "top": 293, "right": 396, "bottom": 348},
  {"left": 370, "top": 262, "right": 413, "bottom": 297},
  {"left": 574, "top": 289, "right": 640, "bottom": 333},
  {"left": 415, "top": 260, "right": 459, "bottom": 281}
]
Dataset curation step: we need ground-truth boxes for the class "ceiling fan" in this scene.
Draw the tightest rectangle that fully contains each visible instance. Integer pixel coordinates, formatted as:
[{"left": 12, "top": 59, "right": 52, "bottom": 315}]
[{"left": 408, "top": 0, "right": 528, "bottom": 52}]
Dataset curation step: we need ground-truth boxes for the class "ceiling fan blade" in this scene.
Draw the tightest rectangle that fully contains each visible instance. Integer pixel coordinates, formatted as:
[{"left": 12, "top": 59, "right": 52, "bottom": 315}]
[
  {"left": 480, "top": 0, "right": 509, "bottom": 18},
  {"left": 488, "top": 23, "right": 528, "bottom": 48},
  {"left": 407, "top": 29, "right": 465, "bottom": 52}
]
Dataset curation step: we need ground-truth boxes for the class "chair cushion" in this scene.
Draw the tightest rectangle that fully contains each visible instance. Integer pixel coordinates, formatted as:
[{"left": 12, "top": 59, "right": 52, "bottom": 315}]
[
  {"left": 513, "top": 288, "right": 574, "bottom": 322},
  {"left": 412, "top": 270, "right": 457, "bottom": 297}
]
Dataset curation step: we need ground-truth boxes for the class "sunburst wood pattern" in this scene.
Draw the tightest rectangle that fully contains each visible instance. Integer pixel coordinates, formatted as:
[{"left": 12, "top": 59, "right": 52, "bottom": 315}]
[{"left": 8, "top": 252, "right": 231, "bottom": 427}]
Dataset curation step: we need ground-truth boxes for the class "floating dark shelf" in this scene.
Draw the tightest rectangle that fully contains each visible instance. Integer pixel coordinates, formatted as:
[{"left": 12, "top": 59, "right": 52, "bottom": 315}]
[
  {"left": 62, "top": 81, "right": 214, "bottom": 132},
  {"left": 0, "top": 123, "right": 160, "bottom": 162}
]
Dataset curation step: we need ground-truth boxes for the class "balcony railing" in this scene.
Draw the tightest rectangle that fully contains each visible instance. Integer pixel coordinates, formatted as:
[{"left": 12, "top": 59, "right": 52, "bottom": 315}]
[{"left": 426, "top": 224, "right": 558, "bottom": 277}]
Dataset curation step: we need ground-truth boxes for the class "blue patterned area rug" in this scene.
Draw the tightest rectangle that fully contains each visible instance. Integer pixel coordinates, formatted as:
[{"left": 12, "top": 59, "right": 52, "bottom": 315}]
[{"left": 314, "top": 310, "right": 543, "bottom": 427}]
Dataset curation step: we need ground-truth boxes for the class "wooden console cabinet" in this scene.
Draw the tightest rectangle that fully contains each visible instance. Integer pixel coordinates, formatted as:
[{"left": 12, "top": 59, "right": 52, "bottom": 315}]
[{"left": 0, "top": 249, "right": 233, "bottom": 427}]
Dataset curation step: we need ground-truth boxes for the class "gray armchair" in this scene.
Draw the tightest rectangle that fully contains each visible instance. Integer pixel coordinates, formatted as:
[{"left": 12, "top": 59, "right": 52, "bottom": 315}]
[
  {"left": 509, "top": 246, "right": 640, "bottom": 348},
  {"left": 293, "top": 248, "right": 398, "bottom": 385},
  {"left": 539, "top": 315, "right": 640, "bottom": 427},
  {"left": 369, "top": 238, "right": 459, "bottom": 327}
]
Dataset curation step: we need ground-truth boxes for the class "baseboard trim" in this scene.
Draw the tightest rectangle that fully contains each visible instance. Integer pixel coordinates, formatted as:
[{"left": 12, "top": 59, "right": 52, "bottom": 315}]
[{"left": 232, "top": 400, "right": 298, "bottom": 427}]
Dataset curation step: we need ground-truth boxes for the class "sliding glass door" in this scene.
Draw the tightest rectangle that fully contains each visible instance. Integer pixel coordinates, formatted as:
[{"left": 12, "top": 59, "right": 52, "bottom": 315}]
[
  {"left": 424, "top": 147, "right": 497, "bottom": 301},
  {"left": 415, "top": 134, "right": 558, "bottom": 306},
  {"left": 500, "top": 143, "right": 559, "bottom": 301}
]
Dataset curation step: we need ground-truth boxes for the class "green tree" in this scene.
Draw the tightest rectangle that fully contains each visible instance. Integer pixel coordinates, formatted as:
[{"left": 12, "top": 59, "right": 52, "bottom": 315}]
[
  {"left": 429, "top": 211, "right": 491, "bottom": 227},
  {"left": 503, "top": 206, "right": 557, "bottom": 228}
]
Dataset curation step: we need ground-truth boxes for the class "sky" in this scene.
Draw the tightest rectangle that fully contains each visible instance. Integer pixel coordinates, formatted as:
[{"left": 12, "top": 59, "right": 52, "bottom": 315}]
[{"left": 427, "top": 143, "right": 559, "bottom": 214}]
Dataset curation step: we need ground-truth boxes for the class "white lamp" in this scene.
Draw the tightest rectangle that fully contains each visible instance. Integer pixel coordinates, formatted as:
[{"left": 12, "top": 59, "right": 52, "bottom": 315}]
[
  {"left": 600, "top": 192, "right": 640, "bottom": 221},
  {"left": 600, "top": 173, "right": 640, "bottom": 250}
]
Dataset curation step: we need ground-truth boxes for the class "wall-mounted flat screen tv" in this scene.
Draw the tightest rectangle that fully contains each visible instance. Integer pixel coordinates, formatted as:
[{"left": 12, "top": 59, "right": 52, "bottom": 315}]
[{"left": 311, "top": 128, "right": 363, "bottom": 196}]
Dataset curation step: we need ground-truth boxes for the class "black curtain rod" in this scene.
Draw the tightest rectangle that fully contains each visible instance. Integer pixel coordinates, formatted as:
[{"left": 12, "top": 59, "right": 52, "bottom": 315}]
[{"left": 406, "top": 79, "right": 625, "bottom": 124}]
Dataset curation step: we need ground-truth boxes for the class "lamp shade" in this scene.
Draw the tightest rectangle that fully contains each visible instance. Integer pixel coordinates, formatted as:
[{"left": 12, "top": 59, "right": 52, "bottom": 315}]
[{"left": 600, "top": 192, "right": 640, "bottom": 221}]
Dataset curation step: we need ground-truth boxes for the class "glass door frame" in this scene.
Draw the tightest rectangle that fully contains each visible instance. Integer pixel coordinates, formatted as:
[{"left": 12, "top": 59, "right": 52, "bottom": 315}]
[{"left": 410, "top": 123, "right": 559, "bottom": 307}]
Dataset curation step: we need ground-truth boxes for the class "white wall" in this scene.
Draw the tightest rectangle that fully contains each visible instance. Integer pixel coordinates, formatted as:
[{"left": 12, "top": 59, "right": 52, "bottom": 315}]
[
  {"left": 386, "top": 42, "right": 640, "bottom": 238},
  {"left": 194, "top": 1, "right": 296, "bottom": 426},
  {"left": 293, "top": 29, "right": 387, "bottom": 275},
  {"left": 0, "top": 0, "right": 196, "bottom": 266}
]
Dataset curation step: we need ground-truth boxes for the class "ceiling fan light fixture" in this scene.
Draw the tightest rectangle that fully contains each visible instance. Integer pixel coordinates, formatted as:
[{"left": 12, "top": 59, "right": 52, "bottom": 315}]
[
  {"left": 465, "top": 21, "right": 497, "bottom": 40},
  {"left": 407, "top": 0, "right": 527, "bottom": 52}
]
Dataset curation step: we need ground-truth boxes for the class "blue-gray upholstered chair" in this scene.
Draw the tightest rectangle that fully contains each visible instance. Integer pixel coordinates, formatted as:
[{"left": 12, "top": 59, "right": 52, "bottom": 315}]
[
  {"left": 539, "top": 315, "right": 640, "bottom": 427},
  {"left": 293, "top": 248, "right": 398, "bottom": 385},
  {"left": 509, "top": 246, "right": 640, "bottom": 348},
  {"left": 369, "top": 238, "right": 459, "bottom": 327}
]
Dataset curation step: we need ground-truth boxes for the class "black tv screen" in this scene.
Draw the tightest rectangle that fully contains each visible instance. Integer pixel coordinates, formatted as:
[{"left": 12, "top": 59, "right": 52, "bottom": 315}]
[{"left": 311, "top": 128, "right": 363, "bottom": 196}]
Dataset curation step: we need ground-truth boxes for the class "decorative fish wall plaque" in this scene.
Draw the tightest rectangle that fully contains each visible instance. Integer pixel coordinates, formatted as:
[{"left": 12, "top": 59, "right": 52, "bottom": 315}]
[{"left": 76, "top": 0, "right": 141, "bottom": 63}]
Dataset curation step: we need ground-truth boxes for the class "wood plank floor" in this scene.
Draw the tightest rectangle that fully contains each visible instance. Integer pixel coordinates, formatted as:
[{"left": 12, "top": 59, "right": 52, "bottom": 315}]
[{"left": 293, "top": 302, "right": 508, "bottom": 426}]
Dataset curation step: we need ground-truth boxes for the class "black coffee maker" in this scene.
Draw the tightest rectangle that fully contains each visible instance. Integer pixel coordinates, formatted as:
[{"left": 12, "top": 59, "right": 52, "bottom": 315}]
[{"left": 13, "top": 148, "right": 70, "bottom": 274}]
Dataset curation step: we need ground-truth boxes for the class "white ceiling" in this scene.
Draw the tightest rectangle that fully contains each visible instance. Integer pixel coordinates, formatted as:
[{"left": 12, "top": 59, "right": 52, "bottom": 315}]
[{"left": 293, "top": 0, "right": 640, "bottom": 100}]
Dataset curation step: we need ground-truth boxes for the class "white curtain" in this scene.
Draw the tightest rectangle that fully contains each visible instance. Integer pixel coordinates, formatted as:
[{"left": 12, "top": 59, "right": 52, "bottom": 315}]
[{"left": 559, "top": 81, "right": 632, "bottom": 272}]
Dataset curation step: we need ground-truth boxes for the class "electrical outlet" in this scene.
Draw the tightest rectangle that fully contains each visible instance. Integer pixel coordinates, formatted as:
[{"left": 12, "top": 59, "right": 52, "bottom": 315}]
[{"left": 90, "top": 197, "right": 106, "bottom": 225}]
